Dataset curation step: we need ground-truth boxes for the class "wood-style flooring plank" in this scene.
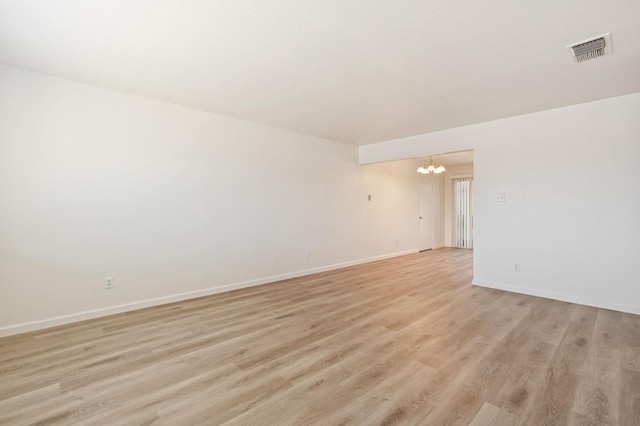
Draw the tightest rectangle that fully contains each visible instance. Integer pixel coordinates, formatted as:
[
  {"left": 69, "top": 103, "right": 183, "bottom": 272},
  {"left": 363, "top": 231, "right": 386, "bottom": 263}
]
[{"left": 1, "top": 248, "right": 639, "bottom": 425}]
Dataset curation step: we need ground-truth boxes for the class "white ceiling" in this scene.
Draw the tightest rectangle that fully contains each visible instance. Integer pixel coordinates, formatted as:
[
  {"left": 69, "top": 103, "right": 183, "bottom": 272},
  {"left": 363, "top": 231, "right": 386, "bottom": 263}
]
[
  {"left": 1, "top": 1, "right": 639, "bottom": 145},
  {"left": 421, "top": 151, "right": 474, "bottom": 167}
]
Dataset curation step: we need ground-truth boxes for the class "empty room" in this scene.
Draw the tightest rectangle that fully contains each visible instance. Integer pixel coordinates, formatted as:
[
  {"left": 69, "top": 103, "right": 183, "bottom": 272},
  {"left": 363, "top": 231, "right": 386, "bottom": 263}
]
[{"left": 1, "top": 1, "right": 639, "bottom": 425}]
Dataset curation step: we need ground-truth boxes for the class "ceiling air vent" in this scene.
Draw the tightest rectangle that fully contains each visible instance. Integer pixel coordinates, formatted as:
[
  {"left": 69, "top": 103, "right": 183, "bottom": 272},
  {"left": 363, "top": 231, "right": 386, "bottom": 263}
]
[{"left": 567, "top": 33, "right": 612, "bottom": 63}]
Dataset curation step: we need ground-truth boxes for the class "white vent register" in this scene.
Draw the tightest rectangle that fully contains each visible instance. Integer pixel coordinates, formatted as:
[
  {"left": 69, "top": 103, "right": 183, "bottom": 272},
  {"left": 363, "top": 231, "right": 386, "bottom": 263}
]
[{"left": 567, "top": 33, "right": 612, "bottom": 63}]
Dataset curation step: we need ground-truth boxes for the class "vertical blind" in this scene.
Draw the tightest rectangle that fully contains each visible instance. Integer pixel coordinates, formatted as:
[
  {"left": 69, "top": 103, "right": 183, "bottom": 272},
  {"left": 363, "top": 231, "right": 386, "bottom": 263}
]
[{"left": 454, "top": 177, "right": 473, "bottom": 249}]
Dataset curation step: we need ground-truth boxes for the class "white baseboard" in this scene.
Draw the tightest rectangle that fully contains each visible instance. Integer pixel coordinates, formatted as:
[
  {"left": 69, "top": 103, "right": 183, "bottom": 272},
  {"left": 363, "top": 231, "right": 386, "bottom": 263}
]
[
  {"left": 472, "top": 279, "right": 640, "bottom": 316},
  {"left": 0, "top": 249, "right": 418, "bottom": 337}
]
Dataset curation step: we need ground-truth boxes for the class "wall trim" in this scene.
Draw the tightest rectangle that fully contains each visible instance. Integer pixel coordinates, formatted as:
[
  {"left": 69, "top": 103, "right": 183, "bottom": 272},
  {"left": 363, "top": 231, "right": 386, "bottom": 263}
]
[
  {"left": 472, "top": 278, "right": 640, "bottom": 316},
  {"left": 447, "top": 173, "right": 474, "bottom": 179},
  {"left": 0, "top": 249, "right": 418, "bottom": 337}
]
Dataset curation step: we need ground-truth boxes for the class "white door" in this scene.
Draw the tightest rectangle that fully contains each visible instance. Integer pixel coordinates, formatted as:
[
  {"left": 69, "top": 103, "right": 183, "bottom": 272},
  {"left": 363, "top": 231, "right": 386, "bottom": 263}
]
[{"left": 418, "top": 182, "right": 433, "bottom": 251}]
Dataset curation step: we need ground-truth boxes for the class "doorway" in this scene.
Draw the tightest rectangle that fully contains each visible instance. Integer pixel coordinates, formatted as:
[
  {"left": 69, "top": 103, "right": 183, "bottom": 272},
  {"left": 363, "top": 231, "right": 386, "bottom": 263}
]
[{"left": 416, "top": 150, "right": 473, "bottom": 251}]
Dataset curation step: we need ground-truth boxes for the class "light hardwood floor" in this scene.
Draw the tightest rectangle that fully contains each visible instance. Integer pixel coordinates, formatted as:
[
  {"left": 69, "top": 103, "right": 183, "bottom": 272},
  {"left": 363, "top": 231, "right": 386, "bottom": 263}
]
[{"left": 1, "top": 248, "right": 639, "bottom": 425}]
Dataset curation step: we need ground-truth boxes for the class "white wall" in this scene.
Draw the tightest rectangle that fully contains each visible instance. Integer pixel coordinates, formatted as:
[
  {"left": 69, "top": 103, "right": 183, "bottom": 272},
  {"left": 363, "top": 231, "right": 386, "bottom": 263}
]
[
  {"left": 0, "top": 65, "right": 421, "bottom": 335},
  {"left": 360, "top": 92, "right": 640, "bottom": 315},
  {"left": 443, "top": 164, "right": 474, "bottom": 247}
]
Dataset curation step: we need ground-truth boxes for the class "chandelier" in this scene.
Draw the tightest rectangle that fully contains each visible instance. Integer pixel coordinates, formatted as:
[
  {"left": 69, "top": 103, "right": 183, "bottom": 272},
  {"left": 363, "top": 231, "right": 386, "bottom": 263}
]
[{"left": 417, "top": 157, "right": 446, "bottom": 174}]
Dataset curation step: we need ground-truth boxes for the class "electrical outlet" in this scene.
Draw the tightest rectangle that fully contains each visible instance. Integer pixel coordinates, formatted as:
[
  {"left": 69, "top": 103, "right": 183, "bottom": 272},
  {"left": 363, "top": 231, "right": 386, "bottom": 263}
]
[
  {"left": 495, "top": 192, "right": 506, "bottom": 202},
  {"left": 395, "top": 239, "right": 399, "bottom": 246},
  {"left": 105, "top": 277, "right": 114, "bottom": 289},
  {"left": 273, "top": 256, "right": 279, "bottom": 265},
  {"left": 306, "top": 251, "right": 311, "bottom": 259},
  {"left": 514, "top": 264, "right": 520, "bottom": 272}
]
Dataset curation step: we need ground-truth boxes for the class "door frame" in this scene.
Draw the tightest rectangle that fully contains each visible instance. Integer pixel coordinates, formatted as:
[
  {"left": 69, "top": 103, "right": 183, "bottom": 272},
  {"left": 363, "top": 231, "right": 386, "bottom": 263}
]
[{"left": 418, "top": 179, "right": 434, "bottom": 251}]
